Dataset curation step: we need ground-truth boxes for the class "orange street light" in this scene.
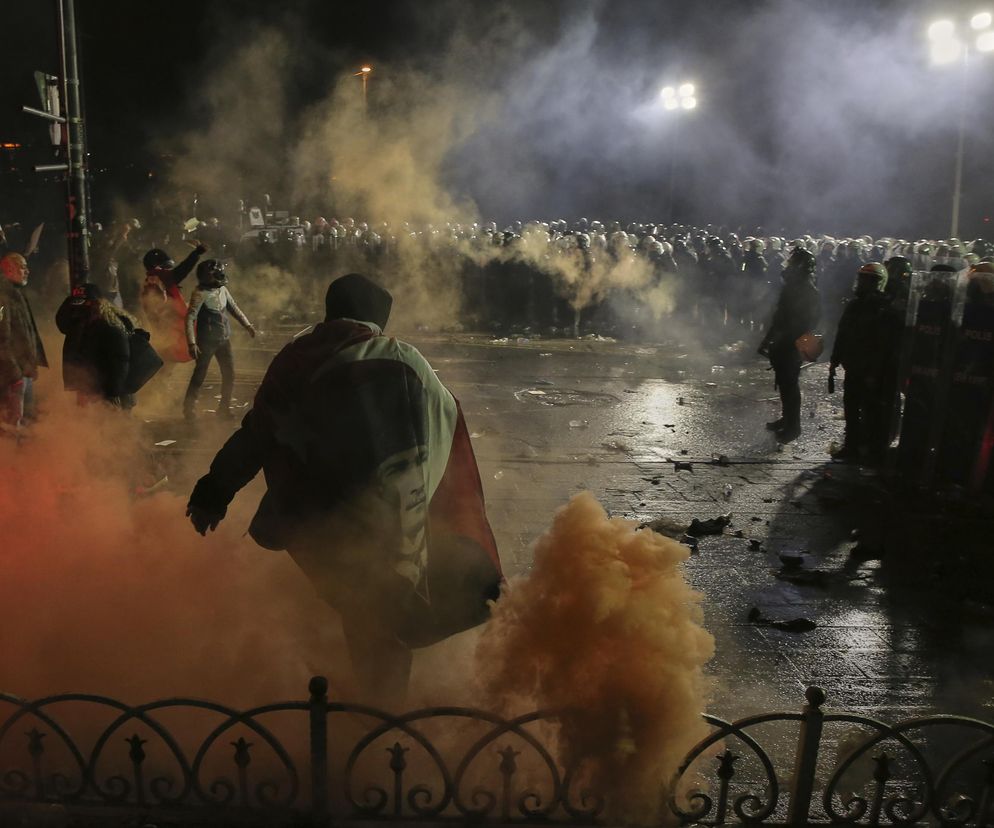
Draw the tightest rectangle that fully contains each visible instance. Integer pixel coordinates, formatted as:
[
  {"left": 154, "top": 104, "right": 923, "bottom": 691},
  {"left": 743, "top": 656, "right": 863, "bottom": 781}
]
[{"left": 354, "top": 65, "right": 374, "bottom": 108}]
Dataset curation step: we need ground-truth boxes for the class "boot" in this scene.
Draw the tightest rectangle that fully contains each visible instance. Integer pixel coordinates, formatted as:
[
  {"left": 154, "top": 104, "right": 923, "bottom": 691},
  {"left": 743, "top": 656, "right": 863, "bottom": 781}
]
[
  {"left": 765, "top": 418, "right": 784, "bottom": 432},
  {"left": 776, "top": 423, "right": 801, "bottom": 443}
]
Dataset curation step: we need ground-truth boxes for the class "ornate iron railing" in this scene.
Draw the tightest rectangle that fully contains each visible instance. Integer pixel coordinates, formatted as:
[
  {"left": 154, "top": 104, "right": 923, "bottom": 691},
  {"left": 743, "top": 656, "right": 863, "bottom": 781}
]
[{"left": 1, "top": 680, "right": 992, "bottom": 826}]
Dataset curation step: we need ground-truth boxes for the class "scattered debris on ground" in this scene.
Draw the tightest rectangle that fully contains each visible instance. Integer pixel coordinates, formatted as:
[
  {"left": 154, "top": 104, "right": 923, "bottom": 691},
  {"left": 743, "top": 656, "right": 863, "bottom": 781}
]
[
  {"left": 686, "top": 514, "right": 732, "bottom": 537},
  {"left": 747, "top": 607, "right": 817, "bottom": 633},
  {"left": 849, "top": 543, "right": 883, "bottom": 561},
  {"left": 640, "top": 516, "right": 689, "bottom": 538}
]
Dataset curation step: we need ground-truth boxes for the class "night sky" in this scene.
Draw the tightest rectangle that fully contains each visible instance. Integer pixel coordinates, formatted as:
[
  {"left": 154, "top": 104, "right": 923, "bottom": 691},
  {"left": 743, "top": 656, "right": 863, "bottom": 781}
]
[{"left": 3, "top": 0, "right": 994, "bottom": 238}]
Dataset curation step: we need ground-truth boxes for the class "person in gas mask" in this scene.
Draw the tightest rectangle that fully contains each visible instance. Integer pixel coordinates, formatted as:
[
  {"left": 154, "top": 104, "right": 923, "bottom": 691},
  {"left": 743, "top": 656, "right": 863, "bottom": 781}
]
[
  {"left": 183, "top": 259, "right": 255, "bottom": 420},
  {"left": 758, "top": 247, "right": 821, "bottom": 443},
  {"left": 185, "top": 272, "right": 502, "bottom": 707},
  {"left": 828, "top": 263, "right": 902, "bottom": 464}
]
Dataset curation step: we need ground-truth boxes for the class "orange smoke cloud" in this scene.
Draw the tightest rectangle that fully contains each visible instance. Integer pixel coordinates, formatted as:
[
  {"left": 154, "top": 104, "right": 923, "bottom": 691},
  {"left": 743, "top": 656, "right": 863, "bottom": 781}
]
[
  {"left": 0, "top": 389, "right": 349, "bottom": 708},
  {"left": 475, "top": 492, "right": 714, "bottom": 821}
]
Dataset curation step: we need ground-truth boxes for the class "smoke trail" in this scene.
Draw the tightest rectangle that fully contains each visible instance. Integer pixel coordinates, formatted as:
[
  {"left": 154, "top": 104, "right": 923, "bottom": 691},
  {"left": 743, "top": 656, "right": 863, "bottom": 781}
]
[{"left": 475, "top": 491, "right": 714, "bottom": 821}]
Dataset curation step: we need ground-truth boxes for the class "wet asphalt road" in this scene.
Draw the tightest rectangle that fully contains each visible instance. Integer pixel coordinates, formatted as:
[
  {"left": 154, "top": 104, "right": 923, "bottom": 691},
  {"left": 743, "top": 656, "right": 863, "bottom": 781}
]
[{"left": 145, "top": 322, "right": 994, "bottom": 724}]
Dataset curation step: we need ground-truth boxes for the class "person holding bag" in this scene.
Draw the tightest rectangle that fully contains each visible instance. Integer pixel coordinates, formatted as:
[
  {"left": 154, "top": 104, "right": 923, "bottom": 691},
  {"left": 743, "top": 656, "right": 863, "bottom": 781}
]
[{"left": 56, "top": 283, "right": 162, "bottom": 408}]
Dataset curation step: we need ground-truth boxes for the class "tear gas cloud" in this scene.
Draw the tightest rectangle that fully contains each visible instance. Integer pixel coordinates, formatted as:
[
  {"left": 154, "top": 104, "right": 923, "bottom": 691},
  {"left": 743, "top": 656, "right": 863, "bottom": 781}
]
[
  {"left": 0, "top": 377, "right": 352, "bottom": 706},
  {"left": 449, "top": 0, "right": 990, "bottom": 238},
  {"left": 476, "top": 492, "right": 715, "bottom": 821},
  {"left": 127, "top": 0, "right": 994, "bottom": 340},
  {"left": 0, "top": 373, "right": 713, "bottom": 824}
]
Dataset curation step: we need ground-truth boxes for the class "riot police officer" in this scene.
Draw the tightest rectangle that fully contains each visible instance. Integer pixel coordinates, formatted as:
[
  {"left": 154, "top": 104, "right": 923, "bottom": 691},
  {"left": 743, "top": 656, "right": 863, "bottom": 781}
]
[
  {"left": 828, "top": 263, "right": 902, "bottom": 464},
  {"left": 758, "top": 247, "right": 821, "bottom": 443}
]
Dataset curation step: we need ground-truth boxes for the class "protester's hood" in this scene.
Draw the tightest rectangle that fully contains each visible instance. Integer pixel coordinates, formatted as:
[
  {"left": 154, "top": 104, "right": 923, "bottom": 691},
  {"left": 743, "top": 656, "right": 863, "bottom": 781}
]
[{"left": 324, "top": 273, "right": 392, "bottom": 330}]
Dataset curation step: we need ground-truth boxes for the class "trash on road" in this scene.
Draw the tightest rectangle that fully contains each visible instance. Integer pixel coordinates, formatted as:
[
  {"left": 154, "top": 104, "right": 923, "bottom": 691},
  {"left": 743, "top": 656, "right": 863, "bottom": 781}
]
[
  {"left": 686, "top": 513, "right": 732, "bottom": 537},
  {"left": 849, "top": 543, "right": 883, "bottom": 561},
  {"left": 640, "top": 516, "right": 689, "bottom": 538},
  {"left": 747, "top": 607, "right": 817, "bottom": 633},
  {"left": 711, "top": 453, "right": 731, "bottom": 466},
  {"left": 673, "top": 461, "right": 694, "bottom": 472},
  {"left": 153, "top": 439, "right": 177, "bottom": 447},
  {"left": 775, "top": 568, "right": 830, "bottom": 587}
]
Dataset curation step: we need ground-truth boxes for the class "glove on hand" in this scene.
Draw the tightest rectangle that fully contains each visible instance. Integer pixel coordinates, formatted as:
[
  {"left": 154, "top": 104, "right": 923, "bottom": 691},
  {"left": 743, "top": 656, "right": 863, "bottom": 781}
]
[{"left": 187, "top": 504, "right": 223, "bottom": 536}]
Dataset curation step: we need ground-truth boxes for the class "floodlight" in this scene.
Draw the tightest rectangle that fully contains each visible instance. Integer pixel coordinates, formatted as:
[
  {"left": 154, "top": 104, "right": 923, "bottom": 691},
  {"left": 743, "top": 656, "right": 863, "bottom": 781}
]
[
  {"left": 928, "top": 19, "right": 956, "bottom": 40},
  {"left": 970, "top": 12, "right": 992, "bottom": 29}
]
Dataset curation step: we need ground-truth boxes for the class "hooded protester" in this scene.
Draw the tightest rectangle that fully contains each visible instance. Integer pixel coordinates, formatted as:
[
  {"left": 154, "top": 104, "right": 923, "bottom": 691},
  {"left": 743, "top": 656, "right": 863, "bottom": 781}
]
[
  {"left": 140, "top": 243, "right": 207, "bottom": 363},
  {"left": 758, "top": 247, "right": 821, "bottom": 442},
  {"left": 186, "top": 273, "right": 501, "bottom": 706},
  {"left": 828, "top": 263, "right": 902, "bottom": 464},
  {"left": 0, "top": 253, "right": 47, "bottom": 428},
  {"left": 55, "top": 282, "right": 163, "bottom": 408}
]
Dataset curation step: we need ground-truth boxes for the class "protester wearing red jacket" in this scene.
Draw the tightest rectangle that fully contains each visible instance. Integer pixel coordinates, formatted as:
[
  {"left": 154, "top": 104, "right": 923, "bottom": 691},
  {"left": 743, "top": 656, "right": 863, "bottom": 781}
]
[{"left": 139, "top": 244, "right": 206, "bottom": 363}]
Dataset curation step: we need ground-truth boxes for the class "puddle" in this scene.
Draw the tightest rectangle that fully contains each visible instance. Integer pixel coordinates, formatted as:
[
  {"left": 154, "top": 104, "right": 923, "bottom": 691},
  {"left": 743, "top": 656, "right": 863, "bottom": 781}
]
[{"left": 514, "top": 388, "right": 620, "bottom": 406}]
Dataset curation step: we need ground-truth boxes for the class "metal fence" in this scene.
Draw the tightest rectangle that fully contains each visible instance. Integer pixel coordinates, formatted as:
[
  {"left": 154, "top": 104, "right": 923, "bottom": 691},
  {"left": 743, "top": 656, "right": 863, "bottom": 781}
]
[{"left": 1, "top": 680, "right": 992, "bottom": 827}]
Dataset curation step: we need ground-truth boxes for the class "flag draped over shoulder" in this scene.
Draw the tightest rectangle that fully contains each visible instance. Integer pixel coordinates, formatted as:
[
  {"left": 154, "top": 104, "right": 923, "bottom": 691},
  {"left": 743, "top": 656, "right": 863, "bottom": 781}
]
[{"left": 189, "top": 317, "right": 501, "bottom": 647}]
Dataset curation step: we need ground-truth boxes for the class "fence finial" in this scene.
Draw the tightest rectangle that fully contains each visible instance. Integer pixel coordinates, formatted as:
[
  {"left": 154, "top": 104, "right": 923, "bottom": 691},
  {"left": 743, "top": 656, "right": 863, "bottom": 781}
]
[
  {"left": 805, "top": 685, "right": 826, "bottom": 708},
  {"left": 309, "top": 675, "right": 329, "bottom": 699}
]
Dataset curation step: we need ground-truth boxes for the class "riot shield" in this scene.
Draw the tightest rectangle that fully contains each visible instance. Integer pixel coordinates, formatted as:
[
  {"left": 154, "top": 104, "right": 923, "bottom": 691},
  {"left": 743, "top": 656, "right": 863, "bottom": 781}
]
[
  {"left": 896, "top": 269, "right": 963, "bottom": 485},
  {"left": 937, "top": 275, "right": 994, "bottom": 487}
]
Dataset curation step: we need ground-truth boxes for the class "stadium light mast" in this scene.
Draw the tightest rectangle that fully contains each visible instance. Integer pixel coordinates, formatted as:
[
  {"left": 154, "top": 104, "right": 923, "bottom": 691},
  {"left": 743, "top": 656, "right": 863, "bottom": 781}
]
[
  {"left": 659, "top": 81, "right": 700, "bottom": 221},
  {"left": 927, "top": 12, "right": 994, "bottom": 238}
]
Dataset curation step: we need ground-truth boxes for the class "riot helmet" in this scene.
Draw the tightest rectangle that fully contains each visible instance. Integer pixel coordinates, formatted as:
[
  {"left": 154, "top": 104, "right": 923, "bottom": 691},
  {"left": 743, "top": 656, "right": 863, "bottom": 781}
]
[
  {"left": 784, "top": 246, "right": 816, "bottom": 277},
  {"left": 196, "top": 258, "right": 228, "bottom": 287},
  {"left": 143, "top": 248, "right": 174, "bottom": 272},
  {"left": 855, "top": 262, "right": 887, "bottom": 294}
]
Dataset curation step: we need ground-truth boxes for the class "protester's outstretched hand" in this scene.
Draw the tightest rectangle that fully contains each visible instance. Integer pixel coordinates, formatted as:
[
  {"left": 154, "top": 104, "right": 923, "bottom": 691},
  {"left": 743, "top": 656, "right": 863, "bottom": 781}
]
[{"left": 187, "top": 504, "right": 222, "bottom": 536}]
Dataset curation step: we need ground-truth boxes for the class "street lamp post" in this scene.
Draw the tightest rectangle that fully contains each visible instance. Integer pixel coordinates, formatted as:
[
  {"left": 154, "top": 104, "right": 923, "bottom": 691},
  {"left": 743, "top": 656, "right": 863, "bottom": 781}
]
[
  {"left": 927, "top": 13, "right": 994, "bottom": 238},
  {"left": 659, "top": 82, "right": 699, "bottom": 221},
  {"left": 355, "top": 65, "right": 373, "bottom": 110}
]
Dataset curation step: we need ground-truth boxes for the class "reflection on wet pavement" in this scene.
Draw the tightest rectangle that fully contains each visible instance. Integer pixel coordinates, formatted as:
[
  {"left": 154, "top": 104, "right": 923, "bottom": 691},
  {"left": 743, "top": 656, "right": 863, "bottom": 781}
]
[{"left": 148, "top": 328, "right": 994, "bottom": 723}]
